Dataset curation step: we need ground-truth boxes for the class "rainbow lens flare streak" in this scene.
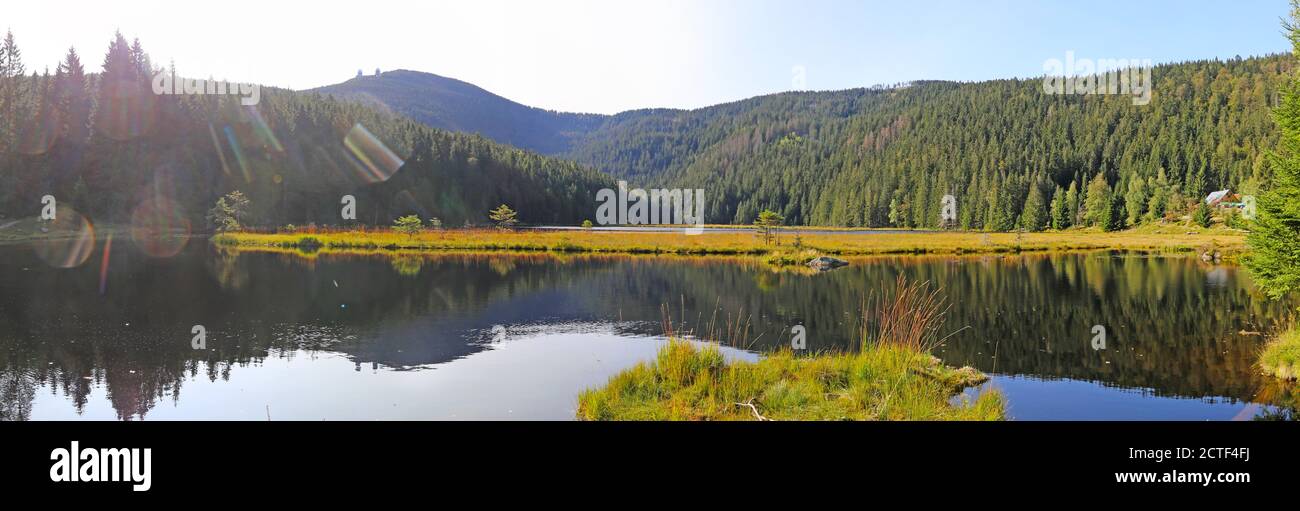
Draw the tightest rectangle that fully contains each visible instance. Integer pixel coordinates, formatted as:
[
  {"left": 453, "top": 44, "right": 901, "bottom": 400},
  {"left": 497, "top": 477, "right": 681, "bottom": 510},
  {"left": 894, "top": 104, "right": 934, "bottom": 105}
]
[{"left": 343, "top": 123, "right": 404, "bottom": 183}]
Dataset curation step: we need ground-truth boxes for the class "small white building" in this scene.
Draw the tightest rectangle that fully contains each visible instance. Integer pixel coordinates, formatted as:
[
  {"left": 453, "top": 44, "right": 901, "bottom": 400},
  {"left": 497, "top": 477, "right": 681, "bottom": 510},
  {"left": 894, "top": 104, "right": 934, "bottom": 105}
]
[{"left": 1205, "top": 189, "right": 1231, "bottom": 206}]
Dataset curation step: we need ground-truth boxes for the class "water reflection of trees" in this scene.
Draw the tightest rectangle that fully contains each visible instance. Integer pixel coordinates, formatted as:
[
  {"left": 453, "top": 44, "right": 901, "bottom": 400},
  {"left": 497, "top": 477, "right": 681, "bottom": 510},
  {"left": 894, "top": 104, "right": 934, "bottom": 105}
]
[
  {"left": 0, "top": 247, "right": 627, "bottom": 419},
  {"left": 567, "top": 253, "right": 1297, "bottom": 404},
  {"left": 0, "top": 246, "right": 1293, "bottom": 420}
]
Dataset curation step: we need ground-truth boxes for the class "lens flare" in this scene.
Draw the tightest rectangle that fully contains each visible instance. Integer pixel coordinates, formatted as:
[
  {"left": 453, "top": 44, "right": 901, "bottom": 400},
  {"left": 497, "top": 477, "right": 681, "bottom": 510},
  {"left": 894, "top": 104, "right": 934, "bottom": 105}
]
[
  {"left": 208, "top": 123, "right": 234, "bottom": 178},
  {"left": 244, "top": 106, "right": 284, "bottom": 152},
  {"left": 98, "top": 234, "right": 114, "bottom": 295},
  {"left": 343, "top": 124, "right": 404, "bottom": 183},
  {"left": 31, "top": 207, "right": 96, "bottom": 269},
  {"left": 130, "top": 197, "right": 191, "bottom": 258}
]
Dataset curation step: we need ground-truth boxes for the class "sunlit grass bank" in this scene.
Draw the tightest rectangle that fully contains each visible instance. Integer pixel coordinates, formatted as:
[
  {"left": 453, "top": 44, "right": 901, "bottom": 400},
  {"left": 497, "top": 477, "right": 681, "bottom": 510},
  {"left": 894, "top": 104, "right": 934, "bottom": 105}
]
[
  {"left": 575, "top": 341, "right": 1003, "bottom": 421},
  {"left": 1260, "top": 328, "right": 1300, "bottom": 381},
  {"left": 577, "top": 276, "right": 1004, "bottom": 421},
  {"left": 212, "top": 226, "right": 1245, "bottom": 260}
]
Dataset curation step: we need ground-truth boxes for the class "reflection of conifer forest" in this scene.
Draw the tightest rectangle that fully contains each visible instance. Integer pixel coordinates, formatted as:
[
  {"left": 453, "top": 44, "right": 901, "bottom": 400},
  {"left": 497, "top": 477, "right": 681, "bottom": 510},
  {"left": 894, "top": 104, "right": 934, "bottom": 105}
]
[{"left": 0, "top": 243, "right": 1294, "bottom": 420}]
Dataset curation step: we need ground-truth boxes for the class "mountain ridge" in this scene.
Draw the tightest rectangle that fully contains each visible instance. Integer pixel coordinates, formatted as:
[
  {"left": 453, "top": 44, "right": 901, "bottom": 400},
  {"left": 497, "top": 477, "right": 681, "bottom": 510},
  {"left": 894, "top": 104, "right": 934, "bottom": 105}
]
[
  {"left": 309, "top": 69, "right": 607, "bottom": 155},
  {"left": 309, "top": 55, "right": 1293, "bottom": 228}
]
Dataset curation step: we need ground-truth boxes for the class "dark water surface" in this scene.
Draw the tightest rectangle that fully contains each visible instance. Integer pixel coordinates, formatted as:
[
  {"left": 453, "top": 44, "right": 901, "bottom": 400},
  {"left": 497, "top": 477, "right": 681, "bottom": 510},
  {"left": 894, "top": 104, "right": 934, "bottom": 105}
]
[{"left": 0, "top": 240, "right": 1295, "bottom": 420}]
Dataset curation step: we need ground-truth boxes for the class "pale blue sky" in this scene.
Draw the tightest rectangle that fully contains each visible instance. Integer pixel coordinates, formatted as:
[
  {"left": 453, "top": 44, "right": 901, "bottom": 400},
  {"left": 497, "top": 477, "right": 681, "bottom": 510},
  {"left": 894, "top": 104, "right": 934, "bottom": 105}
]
[{"left": 8, "top": 0, "right": 1295, "bottom": 114}]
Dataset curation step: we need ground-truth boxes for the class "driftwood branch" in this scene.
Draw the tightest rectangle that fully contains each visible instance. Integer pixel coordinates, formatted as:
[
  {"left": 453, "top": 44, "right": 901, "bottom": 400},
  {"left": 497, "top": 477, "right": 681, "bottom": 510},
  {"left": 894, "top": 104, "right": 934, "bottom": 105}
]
[{"left": 735, "top": 398, "right": 772, "bottom": 421}]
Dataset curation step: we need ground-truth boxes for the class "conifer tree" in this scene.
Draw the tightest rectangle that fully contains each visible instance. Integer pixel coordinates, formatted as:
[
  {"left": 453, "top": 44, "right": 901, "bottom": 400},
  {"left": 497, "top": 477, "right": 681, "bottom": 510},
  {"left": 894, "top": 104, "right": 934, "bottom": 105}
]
[
  {"left": 1247, "top": 0, "right": 1300, "bottom": 299},
  {"left": 54, "top": 47, "right": 90, "bottom": 144},
  {"left": 1085, "top": 174, "right": 1111, "bottom": 227},
  {"left": 1019, "top": 185, "right": 1048, "bottom": 232},
  {"left": 1050, "top": 186, "right": 1070, "bottom": 230}
]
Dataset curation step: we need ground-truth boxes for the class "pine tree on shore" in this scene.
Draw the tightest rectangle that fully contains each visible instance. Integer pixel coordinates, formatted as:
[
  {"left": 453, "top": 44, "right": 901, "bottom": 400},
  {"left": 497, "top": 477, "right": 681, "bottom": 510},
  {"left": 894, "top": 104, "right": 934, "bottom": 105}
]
[{"left": 1247, "top": 2, "right": 1300, "bottom": 298}]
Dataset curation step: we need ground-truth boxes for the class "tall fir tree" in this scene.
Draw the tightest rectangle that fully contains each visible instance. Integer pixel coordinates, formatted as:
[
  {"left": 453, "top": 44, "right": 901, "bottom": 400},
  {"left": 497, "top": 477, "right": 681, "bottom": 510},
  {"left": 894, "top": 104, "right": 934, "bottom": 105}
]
[
  {"left": 1246, "top": 1, "right": 1300, "bottom": 299},
  {"left": 54, "top": 47, "right": 91, "bottom": 145},
  {"left": 1065, "top": 180, "right": 1081, "bottom": 227},
  {"left": 1019, "top": 184, "right": 1048, "bottom": 231},
  {"left": 0, "top": 30, "right": 27, "bottom": 153},
  {"left": 1050, "top": 185, "right": 1070, "bottom": 230},
  {"left": 1084, "top": 174, "right": 1111, "bottom": 228}
]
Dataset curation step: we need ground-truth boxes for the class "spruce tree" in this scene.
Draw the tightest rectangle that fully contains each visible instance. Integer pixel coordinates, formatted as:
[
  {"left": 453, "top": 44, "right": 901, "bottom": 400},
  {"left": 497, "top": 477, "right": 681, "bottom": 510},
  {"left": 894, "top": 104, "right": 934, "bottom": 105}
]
[
  {"left": 0, "top": 30, "right": 26, "bottom": 151},
  {"left": 1084, "top": 174, "right": 1111, "bottom": 227},
  {"left": 1050, "top": 186, "right": 1070, "bottom": 230},
  {"left": 1019, "top": 185, "right": 1048, "bottom": 231},
  {"left": 54, "top": 47, "right": 90, "bottom": 144},
  {"left": 1247, "top": 0, "right": 1300, "bottom": 299},
  {"left": 1065, "top": 181, "right": 1081, "bottom": 227}
]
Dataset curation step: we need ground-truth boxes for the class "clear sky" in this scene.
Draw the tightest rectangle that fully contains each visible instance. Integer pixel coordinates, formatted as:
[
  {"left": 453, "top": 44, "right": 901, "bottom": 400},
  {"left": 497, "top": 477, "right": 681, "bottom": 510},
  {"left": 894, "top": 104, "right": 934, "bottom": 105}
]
[{"left": 6, "top": 0, "right": 1294, "bottom": 114}]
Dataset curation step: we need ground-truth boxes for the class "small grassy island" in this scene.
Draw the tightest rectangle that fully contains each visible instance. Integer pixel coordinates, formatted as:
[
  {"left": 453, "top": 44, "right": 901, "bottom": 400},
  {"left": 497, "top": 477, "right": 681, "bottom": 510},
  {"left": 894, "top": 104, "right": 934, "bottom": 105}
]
[
  {"left": 576, "top": 341, "right": 1003, "bottom": 421},
  {"left": 577, "top": 277, "right": 1005, "bottom": 421}
]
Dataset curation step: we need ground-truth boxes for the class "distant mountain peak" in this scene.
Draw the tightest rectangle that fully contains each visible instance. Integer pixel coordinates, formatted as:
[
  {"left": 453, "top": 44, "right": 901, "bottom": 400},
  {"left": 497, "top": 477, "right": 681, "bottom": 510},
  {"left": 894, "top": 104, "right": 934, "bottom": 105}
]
[{"left": 310, "top": 69, "right": 605, "bottom": 155}]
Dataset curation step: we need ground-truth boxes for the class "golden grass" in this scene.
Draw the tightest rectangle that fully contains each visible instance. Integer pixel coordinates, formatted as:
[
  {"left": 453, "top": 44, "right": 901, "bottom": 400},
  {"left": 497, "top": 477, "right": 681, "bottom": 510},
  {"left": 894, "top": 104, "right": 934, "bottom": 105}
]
[
  {"left": 1260, "top": 328, "right": 1300, "bottom": 381},
  {"left": 575, "top": 341, "right": 1004, "bottom": 421},
  {"left": 212, "top": 226, "right": 1246, "bottom": 259}
]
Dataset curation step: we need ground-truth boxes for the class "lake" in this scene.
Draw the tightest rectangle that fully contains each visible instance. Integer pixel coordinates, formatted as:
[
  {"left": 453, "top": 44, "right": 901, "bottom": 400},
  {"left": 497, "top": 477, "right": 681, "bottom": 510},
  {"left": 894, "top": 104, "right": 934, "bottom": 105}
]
[{"left": 0, "top": 239, "right": 1295, "bottom": 420}]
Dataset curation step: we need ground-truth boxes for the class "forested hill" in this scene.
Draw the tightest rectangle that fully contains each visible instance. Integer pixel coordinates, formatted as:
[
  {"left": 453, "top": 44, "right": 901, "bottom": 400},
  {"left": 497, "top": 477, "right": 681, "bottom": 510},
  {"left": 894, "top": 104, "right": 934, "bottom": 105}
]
[
  {"left": 310, "top": 70, "right": 606, "bottom": 155},
  {"left": 607, "top": 56, "right": 1292, "bottom": 229},
  {"left": 0, "top": 33, "right": 614, "bottom": 229},
  {"left": 315, "top": 55, "right": 1293, "bottom": 229}
]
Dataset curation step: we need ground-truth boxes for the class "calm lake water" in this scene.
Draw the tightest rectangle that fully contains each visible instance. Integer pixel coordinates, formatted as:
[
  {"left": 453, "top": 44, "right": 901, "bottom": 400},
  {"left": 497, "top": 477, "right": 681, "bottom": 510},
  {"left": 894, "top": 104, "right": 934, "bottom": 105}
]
[{"left": 0, "top": 240, "right": 1295, "bottom": 421}]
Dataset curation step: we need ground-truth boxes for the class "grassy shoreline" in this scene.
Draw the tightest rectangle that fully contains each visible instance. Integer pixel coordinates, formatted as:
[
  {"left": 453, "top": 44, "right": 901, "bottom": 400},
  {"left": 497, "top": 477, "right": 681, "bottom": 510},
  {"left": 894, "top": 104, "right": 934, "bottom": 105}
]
[
  {"left": 1260, "top": 328, "right": 1300, "bottom": 381},
  {"left": 212, "top": 225, "right": 1246, "bottom": 261}
]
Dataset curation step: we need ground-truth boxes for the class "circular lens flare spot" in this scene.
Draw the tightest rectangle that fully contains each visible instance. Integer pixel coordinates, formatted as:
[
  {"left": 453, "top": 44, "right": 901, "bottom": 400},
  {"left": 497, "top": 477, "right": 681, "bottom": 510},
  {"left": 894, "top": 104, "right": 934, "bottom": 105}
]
[
  {"left": 31, "top": 208, "right": 95, "bottom": 269},
  {"left": 130, "top": 198, "right": 191, "bottom": 258}
]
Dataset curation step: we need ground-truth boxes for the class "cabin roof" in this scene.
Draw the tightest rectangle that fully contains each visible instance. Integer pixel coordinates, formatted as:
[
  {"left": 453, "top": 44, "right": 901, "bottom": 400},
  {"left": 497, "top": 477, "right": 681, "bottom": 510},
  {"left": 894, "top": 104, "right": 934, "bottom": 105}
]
[{"left": 1205, "top": 189, "right": 1231, "bottom": 205}]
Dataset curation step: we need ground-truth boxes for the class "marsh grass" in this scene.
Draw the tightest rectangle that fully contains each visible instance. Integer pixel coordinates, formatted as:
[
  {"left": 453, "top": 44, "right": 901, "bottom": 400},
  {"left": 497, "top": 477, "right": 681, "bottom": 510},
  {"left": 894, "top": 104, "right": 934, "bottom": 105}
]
[
  {"left": 861, "top": 275, "right": 952, "bottom": 353},
  {"left": 577, "top": 278, "right": 1003, "bottom": 421},
  {"left": 213, "top": 226, "right": 1246, "bottom": 261},
  {"left": 1260, "top": 328, "right": 1300, "bottom": 381}
]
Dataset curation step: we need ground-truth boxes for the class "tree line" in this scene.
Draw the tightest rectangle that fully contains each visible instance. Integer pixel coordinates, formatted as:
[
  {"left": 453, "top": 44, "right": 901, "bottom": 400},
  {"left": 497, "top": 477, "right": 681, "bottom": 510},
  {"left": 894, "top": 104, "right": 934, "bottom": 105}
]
[
  {"left": 569, "top": 56, "right": 1290, "bottom": 230},
  {"left": 0, "top": 31, "right": 614, "bottom": 230}
]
